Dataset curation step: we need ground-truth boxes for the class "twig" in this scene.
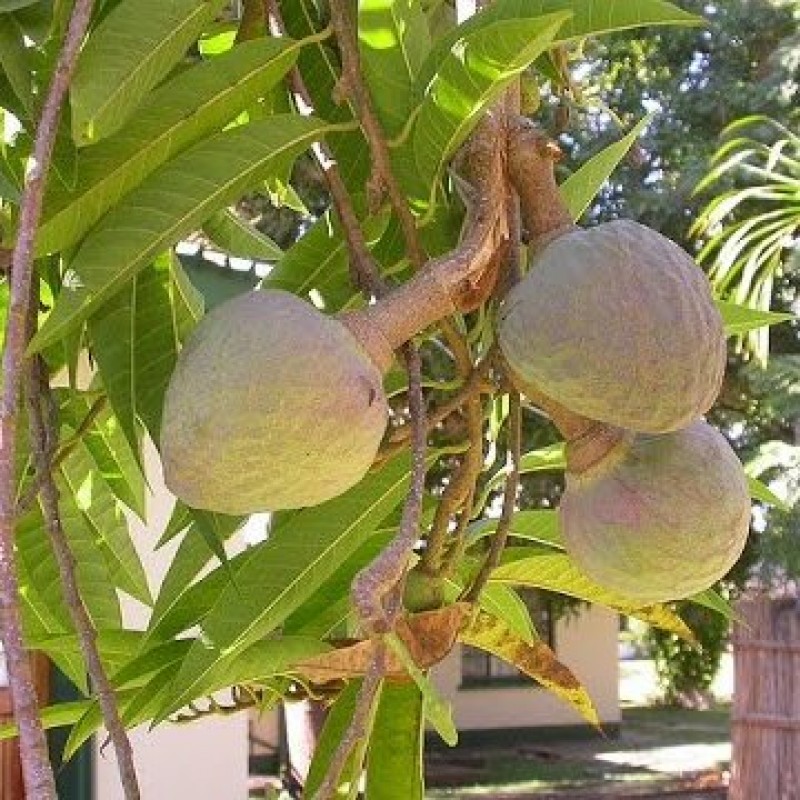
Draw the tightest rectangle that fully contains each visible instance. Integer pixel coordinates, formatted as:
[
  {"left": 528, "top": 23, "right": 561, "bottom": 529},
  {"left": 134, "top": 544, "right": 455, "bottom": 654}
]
[
  {"left": 420, "top": 391, "right": 484, "bottom": 577},
  {"left": 327, "top": 0, "right": 426, "bottom": 270},
  {"left": 462, "top": 390, "right": 521, "bottom": 602},
  {"left": 0, "top": 2, "right": 94, "bottom": 797},
  {"left": 265, "top": 0, "right": 386, "bottom": 297},
  {"left": 310, "top": 645, "right": 386, "bottom": 800},
  {"left": 376, "top": 356, "right": 494, "bottom": 465},
  {"left": 15, "top": 395, "right": 107, "bottom": 516},
  {"left": 25, "top": 356, "right": 141, "bottom": 800},
  {"left": 352, "top": 343, "right": 427, "bottom": 629}
]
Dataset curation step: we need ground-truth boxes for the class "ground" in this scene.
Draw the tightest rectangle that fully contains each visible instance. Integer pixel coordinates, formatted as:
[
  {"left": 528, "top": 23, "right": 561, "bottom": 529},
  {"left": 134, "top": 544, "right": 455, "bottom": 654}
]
[{"left": 424, "top": 657, "right": 734, "bottom": 798}]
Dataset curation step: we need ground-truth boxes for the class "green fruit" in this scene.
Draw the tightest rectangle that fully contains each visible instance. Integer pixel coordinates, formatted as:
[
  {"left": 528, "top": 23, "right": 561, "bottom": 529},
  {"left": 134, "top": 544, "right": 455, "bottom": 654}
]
[
  {"left": 497, "top": 220, "right": 726, "bottom": 433},
  {"left": 561, "top": 419, "right": 751, "bottom": 604},
  {"left": 161, "top": 290, "right": 388, "bottom": 513}
]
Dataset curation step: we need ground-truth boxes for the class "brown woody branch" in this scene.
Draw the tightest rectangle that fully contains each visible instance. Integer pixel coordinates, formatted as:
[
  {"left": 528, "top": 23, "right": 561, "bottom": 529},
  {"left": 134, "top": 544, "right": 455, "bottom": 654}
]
[
  {"left": 327, "top": 0, "right": 426, "bottom": 270},
  {"left": 462, "top": 390, "right": 521, "bottom": 602},
  {"left": 265, "top": 0, "right": 386, "bottom": 298},
  {"left": 24, "top": 358, "right": 141, "bottom": 799},
  {"left": 0, "top": 2, "right": 95, "bottom": 797}
]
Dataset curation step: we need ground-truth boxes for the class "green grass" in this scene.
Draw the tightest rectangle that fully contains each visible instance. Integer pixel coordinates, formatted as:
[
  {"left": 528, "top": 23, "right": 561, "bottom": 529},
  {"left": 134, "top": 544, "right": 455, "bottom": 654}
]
[{"left": 426, "top": 704, "right": 731, "bottom": 798}]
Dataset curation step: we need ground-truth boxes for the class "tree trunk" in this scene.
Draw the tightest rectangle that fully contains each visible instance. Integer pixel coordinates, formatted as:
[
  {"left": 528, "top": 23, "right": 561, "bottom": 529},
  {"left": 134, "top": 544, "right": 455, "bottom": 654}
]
[
  {"left": 0, "top": 654, "right": 50, "bottom": 800},
  {"left": 730, "top": 589, "right": 800, "bottom": 799}
]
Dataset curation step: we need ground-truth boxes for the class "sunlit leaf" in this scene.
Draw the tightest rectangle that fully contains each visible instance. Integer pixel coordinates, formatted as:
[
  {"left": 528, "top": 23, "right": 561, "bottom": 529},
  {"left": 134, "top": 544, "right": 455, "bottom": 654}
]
[
  {"left": 31, "top": 115, "right": 333, "bottom": 352},
  {"left": 366, "top": 682, "right": 425, "bottom": 800},
  {"left": 461, "top": 610, "right": 600, "bottom": 726},
  {"left": 71, "top": 0, "right": 229, "bottom": 143},
  {"left": 560, "top": 114, "right": 652, "bottom": 219}
]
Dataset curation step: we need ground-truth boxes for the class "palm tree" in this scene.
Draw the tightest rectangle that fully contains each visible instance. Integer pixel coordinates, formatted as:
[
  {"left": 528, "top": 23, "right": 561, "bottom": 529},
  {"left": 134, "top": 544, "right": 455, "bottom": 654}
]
[{"left": 692, "top": 114, "right": 799, "bottom": 363}]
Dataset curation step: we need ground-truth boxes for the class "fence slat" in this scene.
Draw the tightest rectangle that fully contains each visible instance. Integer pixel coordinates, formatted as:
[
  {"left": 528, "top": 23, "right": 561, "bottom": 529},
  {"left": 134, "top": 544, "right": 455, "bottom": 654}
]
[{"left": 730, "top": 593, "right": 800, "bottom": 800}]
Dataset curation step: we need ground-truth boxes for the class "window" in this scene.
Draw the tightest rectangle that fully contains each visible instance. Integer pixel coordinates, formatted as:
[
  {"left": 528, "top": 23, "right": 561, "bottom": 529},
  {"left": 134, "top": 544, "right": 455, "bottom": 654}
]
[{"left": 460, "top": 589, "right": 555, "bottom": 686}]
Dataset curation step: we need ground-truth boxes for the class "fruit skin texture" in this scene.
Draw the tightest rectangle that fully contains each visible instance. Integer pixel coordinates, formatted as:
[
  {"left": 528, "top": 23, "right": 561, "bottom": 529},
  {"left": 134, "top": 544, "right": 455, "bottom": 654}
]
[
  {"left": 161, "top": 290, "right": 388, "bottom": 514},
  {"left": 497, "top": 219, "right": 726, "bottom": 433},
  {"left": 561, "top": 419, "right": 751, "bottom": 605}
]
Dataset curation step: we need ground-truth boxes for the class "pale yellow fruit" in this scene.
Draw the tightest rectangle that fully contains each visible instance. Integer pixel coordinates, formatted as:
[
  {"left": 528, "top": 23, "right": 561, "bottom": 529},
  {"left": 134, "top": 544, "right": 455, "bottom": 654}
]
[
  {"left": 497, "top": 220, "right": 726, "bottom": 433},
  {"left": 161, "top": 290, "right": 388, "bottom": 513},
  {"left": 561, "top": 419, "right": 751, "bottom": 604}
]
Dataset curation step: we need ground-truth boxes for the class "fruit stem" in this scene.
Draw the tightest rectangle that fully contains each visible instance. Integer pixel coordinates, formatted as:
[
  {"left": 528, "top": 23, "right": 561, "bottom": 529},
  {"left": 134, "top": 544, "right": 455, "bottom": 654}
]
[
  {"left": 340, "top": 116, "right": 509, "bottom": 371},
  {"left": 500, "top": 356, "right": 626, "bottom": 474},
  {"left": 507, "top": 117, "right": 577, "bottom": 248}
]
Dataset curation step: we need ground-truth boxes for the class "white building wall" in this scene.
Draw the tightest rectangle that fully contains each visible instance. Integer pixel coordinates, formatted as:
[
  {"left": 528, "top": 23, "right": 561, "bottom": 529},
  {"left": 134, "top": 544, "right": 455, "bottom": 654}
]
[
  {"left": 93, "top": 442, "right": 249, "bottom": 800},
  {"left": 435, "top": 605, "right": 620, "bottom": 731},
  {"left": 250, "top": 605, "right": 620, "bottom": 753}
]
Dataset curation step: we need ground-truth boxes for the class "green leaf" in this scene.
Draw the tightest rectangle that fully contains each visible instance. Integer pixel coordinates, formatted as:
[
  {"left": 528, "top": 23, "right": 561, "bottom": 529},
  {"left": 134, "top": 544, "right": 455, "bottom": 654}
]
[
  {"left": 305, "top": 682, "right": 368, "bottom": 799},
  {"left": 16, "top": 507, "right": 89, "bottom": 687},
  {"left": 468, "top": 509, "right": 562, "bottom": 549},
  {"left": 491, "top": 548, "right": 695, "bottom": 640},
  {"left": 0, "top": 15, "right": 32, "bottom": 114},
  {"left": 154, "top": 454, "right": 415, "bottom": 717},
  {"left": 202, "top": 208, "right": 283, "bottom": 261},
  {"left": 0, "top": 700, "right": 92, "bottom": 742},
  {"left": 366, "top": 682, "right": 425, "bottom": 800},
  {"left": 416, "top": 0, "right": 703, "bottom": 94},
  {"left": 70, "top": 0, "right": 230, "bottom": 144},
  {"left": 385, "top": 632, "right": 457, "bottom": 745},
  {"left": 0, "top": 0, "right": 39, "bottom": 9},
  {"left": 716, "top": 298, "right": 794, "bottom": 336},
  {"left": 689, "top": 589, "right": 736, "bottom": 621},
  {"left": 59, "top": 438, "right": 152, "bottom": 606},
  {"left": 358, "top": 0, "right": 431, "bottom": 138},
  {"left": 88, "top": 254, "right": 196, "bottom": 456},
  {"left": 409, "top": 11, "right": 570, "bottom": 205},
  {"left": 560, "top": 114, "right": 652, "bottom": 219},
  {"left": 31, "top": 115, "right": 335, "bottom": 352},
  {"left": 460, "top": 610, "right": 600, "bottom": 727},
  {"left": 39, "top": 37, "right": 302, "bottom": 254},
  {"left": 151, "top": 636, "right": 331, "bottom": 722},
  {"left": 57, "top": 390, "right": 146, "bottom": 518},
  {"left": 446, "top": 577, "right": 536, "bottom": 644},
  {"left": 282, "top": 532, "right": 392, "bottom": 637},
  {"left": 476, "top": 443, "right": 564, "bottom": 511},
  {"left": 748, "top": 475, "right": 789, "bottom": 511}
]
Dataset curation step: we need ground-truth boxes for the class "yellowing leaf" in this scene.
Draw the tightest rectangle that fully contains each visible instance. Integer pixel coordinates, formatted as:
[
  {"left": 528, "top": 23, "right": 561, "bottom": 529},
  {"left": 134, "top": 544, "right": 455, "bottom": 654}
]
[{"left": 460, "top": 610, "right": 600, "bottom": 728}]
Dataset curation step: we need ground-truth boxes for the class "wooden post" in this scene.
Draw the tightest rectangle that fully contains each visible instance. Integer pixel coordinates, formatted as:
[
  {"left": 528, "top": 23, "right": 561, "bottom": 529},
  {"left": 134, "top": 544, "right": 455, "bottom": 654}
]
[
  {"left": 730, "top": 590, "right": 800, "bottom": 799},
  {"left": 0, "top": 654, "right": 51, "bottom": 800}
]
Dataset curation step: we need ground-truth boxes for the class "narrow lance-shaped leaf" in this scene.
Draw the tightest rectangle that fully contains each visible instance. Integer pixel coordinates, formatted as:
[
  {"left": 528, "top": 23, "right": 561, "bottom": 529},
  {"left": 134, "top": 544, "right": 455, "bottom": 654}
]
[
  {"left": 460, "top": 610, "right": 600, "bottom": 727},
  {"left": 365, "top": 682, "right": 425, "bottom": 800},
  {"left": 0, "top": 14, "right": 32, "bottom": 114},
  {"left": 70, "top": 0, "right": 230, "bottom": 144},
  {"left": 358, "top": 0, "right": 431, "bottom": 138},
  {"left": 716, "top": 298, "right": 793, "bottom": 336},
  {"left": 154, "top": 453, "right": 416, "bottom": 718},
  {"left": 31, "top": 115, "right": 336, "bottom": 353},
  {"left": 201, "top": 208, "right": 283, "bottom": 262},
  {"left": 409, "top": 12, "right": 571, "bottom": 206},
  {"left": 38, "top": 36, "right": 303, "bottom": 254},
  {"left": 416, "top": 0, "right": 703, "bottom": 93},
  {"left": 57, "top": 389, "right": 146, "bottom": 518},
  {"left": 560, "top": 114, "right": 652, "bottom": 220},
  {"left": 59, "top": 437, "right": 152, "bottom": 606},
  {"left": 491, "top": 547, "right": 696, "bottom": 641},
  {"left": 88, "top": 254, "right": 194, "bottom": 458}
]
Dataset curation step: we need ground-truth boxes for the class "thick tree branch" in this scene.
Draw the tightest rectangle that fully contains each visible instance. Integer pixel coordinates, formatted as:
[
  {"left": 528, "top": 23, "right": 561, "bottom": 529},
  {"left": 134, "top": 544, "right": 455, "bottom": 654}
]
[
  {"left": 25, "top": 357, "right": 141, "bottom": 800},
  {"left": 0, "top": 2, "right": 94, "bottom": 797}
]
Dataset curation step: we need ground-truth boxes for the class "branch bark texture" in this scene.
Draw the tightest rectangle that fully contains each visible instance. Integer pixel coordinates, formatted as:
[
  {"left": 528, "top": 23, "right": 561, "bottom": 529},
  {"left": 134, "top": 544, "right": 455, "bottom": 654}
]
[{"left": 0, "top": 2, "right": 94, "bottom": 797}]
